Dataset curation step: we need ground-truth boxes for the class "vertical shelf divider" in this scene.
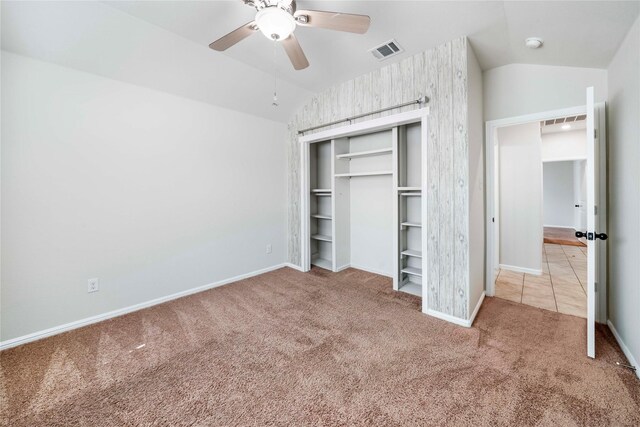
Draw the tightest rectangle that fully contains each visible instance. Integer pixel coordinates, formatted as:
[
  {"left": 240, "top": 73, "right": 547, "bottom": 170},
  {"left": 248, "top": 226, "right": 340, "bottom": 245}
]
[
  {"left": 392, "top": 127, "right": 400, "bottom": 291},
  {"left": 333, "top": 137, "right": 351, "bottom": 271}
]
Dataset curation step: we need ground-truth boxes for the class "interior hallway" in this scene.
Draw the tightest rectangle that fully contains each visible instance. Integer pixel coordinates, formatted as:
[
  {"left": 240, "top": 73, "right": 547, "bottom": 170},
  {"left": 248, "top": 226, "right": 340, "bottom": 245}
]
[
  {"left": 495, "top": 243, "right": 587, "bottom": 318},
  {"left": 544, "top": 226, "right": 587, "bottom": 247}
]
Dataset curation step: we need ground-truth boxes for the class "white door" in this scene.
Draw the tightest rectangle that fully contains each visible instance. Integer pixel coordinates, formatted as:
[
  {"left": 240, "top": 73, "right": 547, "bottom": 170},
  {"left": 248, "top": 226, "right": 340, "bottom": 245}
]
[
  {"left": 584, "top": 87, "right": 606, "bottom": 359},
  {"left": 573, "top": 160, "right": 587, "bottom": 232}
]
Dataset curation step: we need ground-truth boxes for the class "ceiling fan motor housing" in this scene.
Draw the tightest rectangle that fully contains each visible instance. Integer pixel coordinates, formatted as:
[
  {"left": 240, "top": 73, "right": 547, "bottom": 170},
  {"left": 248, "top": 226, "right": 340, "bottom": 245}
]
[{"left": 255, "top": 6, "right": 297, "bottom": 40}]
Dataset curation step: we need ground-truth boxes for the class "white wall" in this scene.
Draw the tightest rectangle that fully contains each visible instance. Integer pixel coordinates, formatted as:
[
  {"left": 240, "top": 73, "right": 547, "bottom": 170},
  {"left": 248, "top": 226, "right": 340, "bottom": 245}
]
[
  {"left": 543, "top": 161, "right": 574, "bottom": 228},
  {"left": 541, "top": 130, "right": 587, "bottom": 161},
  {"left": 606, "top": 16, "right": 640, "bottom": 374},
  {"left": 467, "top": 45, "right": 485, "bottom": 314},
  {"left": 348, "top": 131, "right": 394, "bottom": 276},
  {"left": 483, "top": 64, "right": 607, "bottom": 121},
  {"left": 1, "top": 52, "right": 288, "bottom": 342},
  {"left": 497, "top": 122, "right": 542, "bottom": 273},
  {"left": 349, "top": 176, "right": 393, "bottom": 276}
]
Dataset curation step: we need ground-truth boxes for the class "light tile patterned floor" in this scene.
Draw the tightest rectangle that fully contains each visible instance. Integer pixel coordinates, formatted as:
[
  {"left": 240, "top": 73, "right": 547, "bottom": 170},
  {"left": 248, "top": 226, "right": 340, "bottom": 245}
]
[{"left": 495, "top": 243, "right": 588, "bottom": 318}]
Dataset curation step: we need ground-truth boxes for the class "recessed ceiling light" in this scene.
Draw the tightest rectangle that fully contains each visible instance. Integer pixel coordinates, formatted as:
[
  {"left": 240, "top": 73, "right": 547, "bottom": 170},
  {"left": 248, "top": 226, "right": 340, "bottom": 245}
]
[
  {"left": 525, "top": 37, "right": 544, "bottom": 49},
  {"left": 562, "top": 124, "right": 571, "bottom": 130}
]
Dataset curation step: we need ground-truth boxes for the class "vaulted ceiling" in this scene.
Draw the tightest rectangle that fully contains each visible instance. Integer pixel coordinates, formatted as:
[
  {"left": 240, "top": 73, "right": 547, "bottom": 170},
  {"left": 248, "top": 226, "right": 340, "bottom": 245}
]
[{"left": 3, "top": 1, "right": 639, "bottom": 122}]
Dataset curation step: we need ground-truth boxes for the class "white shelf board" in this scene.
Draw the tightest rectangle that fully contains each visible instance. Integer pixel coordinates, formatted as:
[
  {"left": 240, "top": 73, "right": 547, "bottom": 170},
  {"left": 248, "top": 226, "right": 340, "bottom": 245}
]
[
  {"left": 335, "top": 171, "right": 393, "bottom": 178},
  {"left": 311, "top": 189, "right": 332, "bottom": 193},
  {"left": 400, "top": 193, "right": 422, "bottom": 197},
  {"left": 401, "top": 222, "right": 422, "bottom": 228},
  {"left": 311, "top": 234, "right": 332, "bottom": 242},
  {"left": 335, "top": 148, "right": 393, "bottom": 160},
  {"left": 401, "top": 267, "right": 422, "bottom": 277},
  {"left": 311, "top": 214, "right": 332, "bottom": 220},
  {"left": 398, "top": 187, "right": 421, "bottom": 191},
  {"left": 401, "top": 249, "right": 422, "bottom": 258},
  {"left": 399, "top": 282, "right": 422, "bottom": 297},
  {"left": 313, "top": 193, "right": 332, "bottom": 197},
  {"left": 311, "top": 257, "right": 332, "bottom": 271}
]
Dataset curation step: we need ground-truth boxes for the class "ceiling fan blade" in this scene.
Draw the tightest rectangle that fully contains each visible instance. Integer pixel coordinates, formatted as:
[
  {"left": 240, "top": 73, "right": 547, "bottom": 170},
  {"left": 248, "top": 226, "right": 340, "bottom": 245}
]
[
  {"left": 294, "top": 10, "right": 370, "bottom": 34},
  {"left": 209, "top": 21, "right": 258, "bottom": 51},
  {"left": 282, "top": 34, "right": 309, "bottom": 70}
]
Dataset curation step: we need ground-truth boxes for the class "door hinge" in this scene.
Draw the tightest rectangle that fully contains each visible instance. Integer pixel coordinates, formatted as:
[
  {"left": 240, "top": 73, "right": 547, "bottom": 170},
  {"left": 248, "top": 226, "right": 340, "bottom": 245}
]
[
  {"left": 594, "top": 282, "right": 598, "bottom": 292},
  {"left": 492, "top": 217, "right": 495, "bottom": 223},
  {"left": 594, "top": 205, "right": 598, "bottom": 215}
]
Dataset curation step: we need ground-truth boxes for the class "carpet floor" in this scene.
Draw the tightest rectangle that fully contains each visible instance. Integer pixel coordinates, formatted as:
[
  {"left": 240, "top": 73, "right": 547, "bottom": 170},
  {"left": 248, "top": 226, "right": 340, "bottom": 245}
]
[{"left": 1, "top": 267, "right": 638, "bottom": 426}]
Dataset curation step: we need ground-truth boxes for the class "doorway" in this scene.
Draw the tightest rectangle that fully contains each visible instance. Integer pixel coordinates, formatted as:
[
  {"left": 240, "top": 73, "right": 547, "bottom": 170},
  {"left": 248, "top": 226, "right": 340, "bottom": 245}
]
[{"left": 485, "top": 95, "right": 607, "bottom": 358}]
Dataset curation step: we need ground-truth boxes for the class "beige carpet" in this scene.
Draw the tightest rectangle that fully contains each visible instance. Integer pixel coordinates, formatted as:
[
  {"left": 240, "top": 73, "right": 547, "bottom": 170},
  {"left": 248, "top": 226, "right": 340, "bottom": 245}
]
[{"left": 1, "top": 267, "right": 638, "bottom": 426}]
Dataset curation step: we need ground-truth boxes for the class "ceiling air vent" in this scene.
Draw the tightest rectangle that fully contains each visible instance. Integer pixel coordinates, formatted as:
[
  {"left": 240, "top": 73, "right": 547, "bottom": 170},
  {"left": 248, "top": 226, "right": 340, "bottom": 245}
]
[{"left": 369, "top": 39, "right": 404, "bottom": 60}]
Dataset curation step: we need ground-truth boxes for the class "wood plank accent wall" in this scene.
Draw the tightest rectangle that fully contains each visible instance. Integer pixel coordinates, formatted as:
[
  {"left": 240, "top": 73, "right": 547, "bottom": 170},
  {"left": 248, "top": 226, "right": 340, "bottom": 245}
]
[{"left": 287, "top": 37, "right": 471, "bottom": 320}]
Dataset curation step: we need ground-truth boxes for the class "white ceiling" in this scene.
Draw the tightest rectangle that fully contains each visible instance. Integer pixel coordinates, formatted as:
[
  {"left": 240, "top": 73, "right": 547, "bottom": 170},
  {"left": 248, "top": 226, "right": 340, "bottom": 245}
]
[
  {"left": 2, "top": 1, "right": 639, "bottom": 122},
  {"left": 105, "top": 1, "right": 639, "bottom": 88}
]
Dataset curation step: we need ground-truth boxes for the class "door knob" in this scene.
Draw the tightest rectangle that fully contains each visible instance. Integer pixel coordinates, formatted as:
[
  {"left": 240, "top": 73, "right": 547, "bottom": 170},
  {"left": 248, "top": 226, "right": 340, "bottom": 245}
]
[{"left": 575, "top": 231, "right": 608, "bottom": 241}]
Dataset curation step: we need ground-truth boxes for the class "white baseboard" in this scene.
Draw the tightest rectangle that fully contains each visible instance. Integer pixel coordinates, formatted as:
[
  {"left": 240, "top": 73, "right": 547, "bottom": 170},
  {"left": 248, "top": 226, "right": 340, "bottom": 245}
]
[
  {"left": 424, "top": 293, "right": 485, "bottom": 328},
  {"left": 543, "top": 224, "right": 575, "bottom": 229},
  {"left": 0, "top": 263, "right": 292, "bottom": 351},
  {"left": 499, "top": 264, "right": 542, "bottom": 276},
  {"left": 283, "top": 262, "right": 304, "bottom": 272},
  {"left": 607, "top": 319, "right": 640, "bottom": 379},
  {"left": 424, "top": 308, "right": 473, "bottom": 328},
  {"left": 348, "top": 264, "right": 393, "bottom": 278},
  {"left": 469, "top": 292, "right": 486, "bottom": 326}
]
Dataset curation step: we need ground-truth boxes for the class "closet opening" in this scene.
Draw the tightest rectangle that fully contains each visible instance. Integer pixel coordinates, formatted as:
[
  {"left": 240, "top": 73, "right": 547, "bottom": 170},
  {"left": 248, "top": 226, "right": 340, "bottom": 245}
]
[{"left": 300, "top": 109, "right": 429, "bottom": 311}]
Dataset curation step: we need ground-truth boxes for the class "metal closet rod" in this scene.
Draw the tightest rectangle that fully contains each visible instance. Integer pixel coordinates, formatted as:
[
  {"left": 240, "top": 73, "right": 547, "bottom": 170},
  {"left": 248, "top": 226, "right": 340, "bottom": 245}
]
[{"left": 297, "top": 96, "right": 429, "bottom": 135}]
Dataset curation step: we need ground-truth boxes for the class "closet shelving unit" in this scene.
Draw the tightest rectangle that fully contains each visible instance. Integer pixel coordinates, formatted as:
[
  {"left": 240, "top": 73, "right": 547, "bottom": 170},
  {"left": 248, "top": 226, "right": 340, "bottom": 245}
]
[
  {"left": 393, "top": 123, "right": 425, "bottom": 297},
  {"left": 309, "top": 140, "right": 334, "bottom": 270},
  {"left": 301, "top": 108, "right": 428, "bottom": 309}
]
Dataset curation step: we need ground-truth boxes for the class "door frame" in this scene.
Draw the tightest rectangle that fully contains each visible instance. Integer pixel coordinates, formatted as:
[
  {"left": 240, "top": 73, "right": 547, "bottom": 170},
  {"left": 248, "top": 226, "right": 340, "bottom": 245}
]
[{"left": 485, "top": 104, "right": 608, "bottom": 324}]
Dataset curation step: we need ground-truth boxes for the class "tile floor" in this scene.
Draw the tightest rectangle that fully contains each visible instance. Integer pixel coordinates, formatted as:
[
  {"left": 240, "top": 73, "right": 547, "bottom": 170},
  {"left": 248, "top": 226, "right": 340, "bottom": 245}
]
[{"left": 495, "top": 243, "right": 588, "bottom": 318}]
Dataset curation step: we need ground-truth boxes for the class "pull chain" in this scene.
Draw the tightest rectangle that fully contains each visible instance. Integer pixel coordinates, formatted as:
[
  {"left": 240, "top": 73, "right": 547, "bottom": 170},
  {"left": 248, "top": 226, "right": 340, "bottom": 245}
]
[{"left": 272, "top": 40, "right": 279, "bottom": 107}]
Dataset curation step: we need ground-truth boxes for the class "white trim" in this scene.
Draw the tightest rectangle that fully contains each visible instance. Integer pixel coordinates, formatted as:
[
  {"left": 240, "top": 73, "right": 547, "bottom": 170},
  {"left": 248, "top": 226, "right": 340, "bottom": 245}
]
[
  {"left": 335, "top": 264, "right": 351, "bottom": 272},
  {"left": 469, "top": 292, "right": 486, "bottom": 326},
  {"left": 300, "top": 142, "right": 310, "bottom": 272},
  {"left": 607, "top": 320, "right": 640, "bottom": 379},
  {"left": 348, "top": 264, "right": 393, "bottom": 278},
  {"left": 0, "top": 263, "right": 292, "bottom": 351},
  {"left": 542, "top": 157, "right": 587, "bottom": 163},
  {"left": 283, "top": 262, "right": 304, "bottom": 272},
  {"left": 424, "top": 309, "right": 473, "bottom": 328},
  {"left": 499, "top": 264, "right": 543, "bottom": 276},
  {"left": 299, "top": 108, "right": 428, "bottom": 144},
  {"left": 543, "top": 224, "right": 576, "bottom": 229}
]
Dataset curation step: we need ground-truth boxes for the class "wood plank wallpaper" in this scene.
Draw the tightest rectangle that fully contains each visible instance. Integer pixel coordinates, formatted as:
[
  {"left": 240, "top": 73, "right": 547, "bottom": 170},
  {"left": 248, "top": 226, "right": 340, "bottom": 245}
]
[{"left": 287, "top": 37, "right": 471, "bottom": 320}]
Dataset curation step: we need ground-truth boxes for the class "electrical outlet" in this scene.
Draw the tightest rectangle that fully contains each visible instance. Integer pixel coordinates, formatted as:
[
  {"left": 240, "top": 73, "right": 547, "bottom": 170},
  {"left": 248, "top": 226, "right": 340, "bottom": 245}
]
[
  {"left": 88, "top": 278, "right": 99, "bottom": 293},
  {"left": 266, "top": 244, "right": 272, "bottom": 254}
]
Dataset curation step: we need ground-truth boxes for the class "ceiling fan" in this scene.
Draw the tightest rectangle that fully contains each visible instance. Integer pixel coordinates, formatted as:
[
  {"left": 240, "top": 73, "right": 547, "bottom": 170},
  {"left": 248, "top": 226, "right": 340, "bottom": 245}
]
[{"left": 209, "top": 0, "right": 371, "bottom": 70}]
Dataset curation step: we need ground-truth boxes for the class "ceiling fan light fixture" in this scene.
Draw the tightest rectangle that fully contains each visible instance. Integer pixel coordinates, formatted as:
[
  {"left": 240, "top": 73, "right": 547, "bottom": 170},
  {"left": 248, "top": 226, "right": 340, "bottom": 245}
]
[{"left": 256, "top": 7, "right": 296, "bottom": 40}]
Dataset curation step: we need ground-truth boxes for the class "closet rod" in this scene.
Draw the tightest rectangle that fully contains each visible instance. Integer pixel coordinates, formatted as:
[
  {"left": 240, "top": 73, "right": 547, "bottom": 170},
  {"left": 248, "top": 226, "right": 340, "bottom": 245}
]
[{"left": 297, "top": 96, "right": 429, "bottom": 135}]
